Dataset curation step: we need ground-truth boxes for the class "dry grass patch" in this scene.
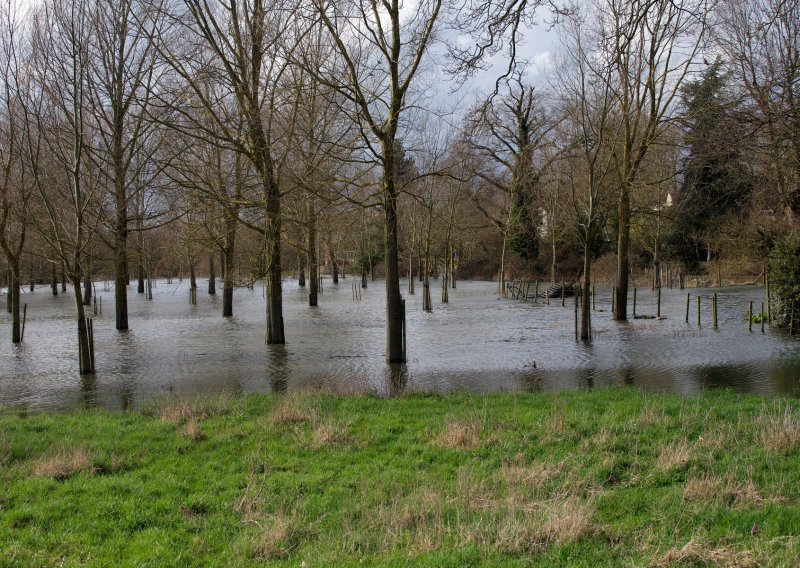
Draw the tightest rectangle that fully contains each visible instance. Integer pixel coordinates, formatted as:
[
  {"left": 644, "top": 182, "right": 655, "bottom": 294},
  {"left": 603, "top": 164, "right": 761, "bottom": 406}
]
[
  {"left": 684, "top": 475, "right": 763, "bottom": 507},
  {"left": 502, "top": 460, "right": 564, "bottom": 498},
  {"left": 268, "top": 394, "right": 318, "bottom": 426},
  {"left": 251, "top": 511, "right": 303, "bottom": 560},
  {"left": 683, "top": 475, "right": 720, "bottom": 502},
  {"left": 757, "top": 405, "right": 800, "bottom": 454},
  {"left": 438, "top": 417, "right": 483, "bottom": 449},
  {"left": 639, "top": 401, "right": 670, "bottom": 428},
  {"left": 32, "top": 447, "right": 93, "bottom": 480},
  {"left": 181, "top": 419, "right": 205, "bottom": 442},
  {"left": 655, "top": 538, "right": 756, "bottom": 567},
  {"left": 310, "top": 415, "right": 350, "bottom": 449},
  {"left": 542, "top": 498, "right": 595, "bottom": 544},
  {"left": 657, "top": 440, "right": 692, "bottom": 471}
]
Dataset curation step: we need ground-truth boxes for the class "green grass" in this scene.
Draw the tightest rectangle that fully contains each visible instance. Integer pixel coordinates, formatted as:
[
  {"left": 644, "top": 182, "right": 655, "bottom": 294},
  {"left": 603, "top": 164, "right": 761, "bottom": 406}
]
[{"left": 1, "top": 387, "right": 800, "bottom": 566}]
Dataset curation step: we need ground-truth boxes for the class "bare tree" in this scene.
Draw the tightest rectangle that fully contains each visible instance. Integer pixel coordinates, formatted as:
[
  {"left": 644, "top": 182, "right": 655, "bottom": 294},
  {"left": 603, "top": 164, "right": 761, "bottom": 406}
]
[
  {"left": 0, "top": 0, "right": 30, "bottom": 343},
  {"left": 154, "top": 0, "right": 296, "bottom": 343},
  {"left": 304, "top": 0, "right": 443, "bottom": 362},
  {"left": 555, "top": 9, "right": 616, "bottom": 339},
  {"left": 84, "top": 0, "right": 162, "bottom": 331},
  {"left": 717, "top": 0, "right": 800, "bottom": 221},
  {"left": 590, "top": 0, "right": 707, "bottom": 320},
  {"left": 22, "top": 0, "right": 103, "bottom": 373}
]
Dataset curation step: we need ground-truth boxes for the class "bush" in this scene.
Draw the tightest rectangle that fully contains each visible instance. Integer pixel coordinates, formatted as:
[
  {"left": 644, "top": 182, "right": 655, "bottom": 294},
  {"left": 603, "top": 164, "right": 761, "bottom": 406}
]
[{"left": 768, "top": 232, "right": 800, "bottom": 328}]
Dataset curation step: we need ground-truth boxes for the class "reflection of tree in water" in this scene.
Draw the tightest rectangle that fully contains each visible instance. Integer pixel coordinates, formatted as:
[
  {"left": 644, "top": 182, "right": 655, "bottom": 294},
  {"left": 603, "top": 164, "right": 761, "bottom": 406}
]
[
  {"left": 618, "top": 367, "right": 635, "bottom": 387},
  {"left": 268, "top": 344, "right": 289, "bottom": 394},
  {"left": 580, "top": 368, "right": 595, "bottom": 389},
  {"left": 694, "top": 364, "right": 756, "bottom": 393},
  {"left": 80, "top": 373, "right": 98, "bottom": 409},
  {"left": 387, "top": 364, "right": 408, "bottom": 397}
]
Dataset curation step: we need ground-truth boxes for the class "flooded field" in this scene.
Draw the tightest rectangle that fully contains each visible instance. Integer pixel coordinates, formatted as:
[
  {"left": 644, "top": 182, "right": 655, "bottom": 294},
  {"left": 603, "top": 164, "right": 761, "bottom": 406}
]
[{"left": 1, "top": 278, "right": 799, "bottom": 411}]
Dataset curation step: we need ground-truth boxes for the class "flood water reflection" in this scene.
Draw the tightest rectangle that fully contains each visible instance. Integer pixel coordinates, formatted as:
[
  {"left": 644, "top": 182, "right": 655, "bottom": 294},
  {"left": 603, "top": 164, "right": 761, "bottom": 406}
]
[{"left": 1, "top": 278, "right": 799, "bottom": 411}]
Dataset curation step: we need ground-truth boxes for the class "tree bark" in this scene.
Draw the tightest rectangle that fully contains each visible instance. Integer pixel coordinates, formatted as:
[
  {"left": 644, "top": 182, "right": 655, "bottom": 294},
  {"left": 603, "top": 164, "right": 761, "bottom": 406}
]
[
  {"left": 581, "top": 234, "right": 592, "bottom": 341},
  {"left": 383, "top": 141, "right": 404, "bottom": 362},
  {"left": 614, "top": 187, "right": 631, "bottom": 320},
  {"left": 9, "top": 261, "right": 20, "bottom": 342},
  {"left": 307, "top": 198, "right": 318, "bottom": 307},
  {"left": 208, "top": 254, "right": 216, "bottom": 294}
]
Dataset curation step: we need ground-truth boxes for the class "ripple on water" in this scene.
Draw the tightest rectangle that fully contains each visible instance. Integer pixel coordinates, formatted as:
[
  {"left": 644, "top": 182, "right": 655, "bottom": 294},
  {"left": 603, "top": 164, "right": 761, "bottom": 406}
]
[{"left": 1, "top": 281, "right": 799, "bottom": 411}]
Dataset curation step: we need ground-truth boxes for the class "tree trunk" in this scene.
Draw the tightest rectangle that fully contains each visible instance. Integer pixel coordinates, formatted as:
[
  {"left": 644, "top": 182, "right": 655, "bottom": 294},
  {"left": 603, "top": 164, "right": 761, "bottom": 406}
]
[
  {"left": 61, "top": 266, "right": 67, "bottom": 292},
  {"left": 137, "top": 260, "right": 145, "bottom": 294},
  {"left": 9, "top": 261, "right": 20, "bottom": 342},
  {"left": 423, "top": 247, "right": 432, "bottom": 312},
  {"left": 328, "top": 242, "right": 339, "bottom": 285},
  {"left": 383, "top": 143, "right": 404, "bottom": 363},
  {"left": 208, "top": 254, "right": 216, "bottom": 295},
  {"left": 83, "top": 259, "right": 92, "bottom": 306},
  {"left": 298, "top": 258, "right": 306, "bottom": 287},
  {"left": 71, "top": 275, "right": 93, "bottom": 374},
  {"left": 264, "top": 180, "right": 285, "bottom": 344},
  {"left": 614, "top": 187, "right": 631, "bottom": 320},
  {"left": 408, "top": 253, "right": 414, "bottom": 295},
  {"left": 580, "top": 235, "right": 592, "bottom": 341},
  {"left": 189, "top": 259, "right": 197, "bottom": 290},
  {"left": 307, "top": 199, "right": 318, "bottom": 307},
  {"left": 51, "top": 263, "right": 58, "bottom": 296},
  {"left": 499, "top": 236, "right": 507, "bottom": 297},
  {"left": 113, "top": 178, "right": 129, "bottom": 330},
  {"left": 441, "top": 242, "right": 449, "bottom": 303}
]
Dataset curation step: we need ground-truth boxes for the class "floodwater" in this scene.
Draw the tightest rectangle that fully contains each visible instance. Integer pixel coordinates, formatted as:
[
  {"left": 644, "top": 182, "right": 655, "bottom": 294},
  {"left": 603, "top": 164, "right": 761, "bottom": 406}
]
[{"left": 1, "top": 277, "right": 799, "bottom": 411}]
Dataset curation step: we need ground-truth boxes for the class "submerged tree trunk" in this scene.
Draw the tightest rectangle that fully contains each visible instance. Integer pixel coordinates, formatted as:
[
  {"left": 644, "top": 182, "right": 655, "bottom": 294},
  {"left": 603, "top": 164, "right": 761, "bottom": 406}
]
[
  {"left": 423, "top": 247, "right": 432, "bottom": 312},
  {"left": 9, "top": 261, "right": 20, "bottom": 342},
  {"left": 327, "top": 240, "right": 339, "bottom": 285},
  {"left": 113, "top": 190, "right": 129, "bottom": 330},
  {"left": 307, "top": 198, "right": 318, "bottom": 307},
  {"left": 382, "top": 142, "right": 404, "bottom": 363},
  {"left": 614, "top": 187, "right": 631, "bottom": 321},
  {"left": 580, "top": 235, "right": 592, "bottom": 341},
  {"left": 51, "top": 263, "right": 58, "bottom": 296},
  {"left": 189, "top": 258, "right": 197, "bottom": 290},
  {"left": 208, "top": 254, "right": 216, "bottom": 295},
  {"left": 408, "top": 253, "right": 414, "bottom": 295},
  {"left": 298, "top": 257, "right": 306, "bottom": 287},
  {"left": 137, "top": 260, "right": 145, "bottom": 294},
  {"left": 71, "top": 274, "right": 93, "bottom": 374}
]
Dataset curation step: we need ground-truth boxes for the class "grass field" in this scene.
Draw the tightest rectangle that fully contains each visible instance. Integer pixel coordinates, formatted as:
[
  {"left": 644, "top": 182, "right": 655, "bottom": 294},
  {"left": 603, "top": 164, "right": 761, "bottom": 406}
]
[{"left": 1, "top": 387, "right": 799, "bottom": 566}]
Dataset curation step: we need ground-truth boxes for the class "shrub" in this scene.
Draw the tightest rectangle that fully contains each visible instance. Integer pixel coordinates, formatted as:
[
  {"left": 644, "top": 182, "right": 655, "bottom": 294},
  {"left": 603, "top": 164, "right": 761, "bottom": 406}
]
[{"left": 768, "top": 232, "right": 800, "bottom": 329}]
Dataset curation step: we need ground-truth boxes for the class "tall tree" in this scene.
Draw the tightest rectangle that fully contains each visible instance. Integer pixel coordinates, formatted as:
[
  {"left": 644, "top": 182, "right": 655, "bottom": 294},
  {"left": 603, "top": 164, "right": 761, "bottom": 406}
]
[
  {"left": 668, "top": 60, "right": 753, "bottom": 266},
  {"left": 85, "top": 0, "right": 161, "bottom": 331},
  {"left": 305, "top": 0, "right": 443, "bottom": 362},
  {"left": 155, "top": 0, "right": 296, "bottom": 343}
]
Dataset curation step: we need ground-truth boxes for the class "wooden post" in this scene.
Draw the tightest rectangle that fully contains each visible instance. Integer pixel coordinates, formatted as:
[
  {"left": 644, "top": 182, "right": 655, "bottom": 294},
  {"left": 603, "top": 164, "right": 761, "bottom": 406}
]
[
  {"left": 88, "top": 318, "right": 96, "bottom": 374},
  {"left": 633, "top": 287, "right": 637, "bottom": 317},
  {"left": 561, "top": 284, "right": 565, "bottom": 307},
  {"left": 761, "top": 302, "right": 765, "bottom": 333},
  {"left": 685, "top": 293, "right": 690, "bottom": 323},
  {"left": 748, "top": 300, "right": 753, "bottom": 332},
  {"left": 697, "top": 295, "right": 701, "bottom": 326},
  {"left": 21, "top": 303, "right": 27, "bottom": 341}
]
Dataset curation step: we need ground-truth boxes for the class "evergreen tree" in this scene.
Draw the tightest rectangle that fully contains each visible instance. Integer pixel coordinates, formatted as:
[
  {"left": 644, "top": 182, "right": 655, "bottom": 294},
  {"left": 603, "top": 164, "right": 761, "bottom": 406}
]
[{"left": 668, "top": 59, "right": 753, "bottom": 267}]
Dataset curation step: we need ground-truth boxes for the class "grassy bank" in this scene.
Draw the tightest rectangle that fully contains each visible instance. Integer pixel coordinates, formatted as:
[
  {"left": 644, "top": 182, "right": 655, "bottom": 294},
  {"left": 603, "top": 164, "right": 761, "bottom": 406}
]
[{"left": 1, "top": 388, "right": 800, "bottom": 566}]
